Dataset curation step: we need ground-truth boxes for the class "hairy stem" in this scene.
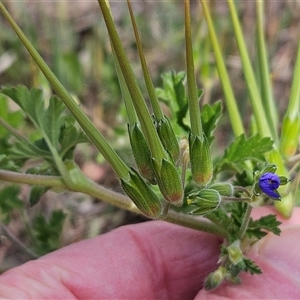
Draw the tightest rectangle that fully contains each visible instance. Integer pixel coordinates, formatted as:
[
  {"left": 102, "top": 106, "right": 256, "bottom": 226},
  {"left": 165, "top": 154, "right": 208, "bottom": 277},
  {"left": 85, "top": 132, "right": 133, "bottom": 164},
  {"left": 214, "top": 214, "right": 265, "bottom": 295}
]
[{"left": 0, "top": 170, "right": 227, "bottom": 237}]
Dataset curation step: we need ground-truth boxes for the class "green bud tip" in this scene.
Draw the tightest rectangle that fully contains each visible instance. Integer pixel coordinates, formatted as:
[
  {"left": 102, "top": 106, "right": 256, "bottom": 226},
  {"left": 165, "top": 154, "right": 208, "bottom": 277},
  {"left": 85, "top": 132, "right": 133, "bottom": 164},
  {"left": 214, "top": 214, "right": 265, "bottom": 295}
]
[
  {"left": 204, "top": 267, "right": 226, "bottom": 290},
  {"left": 209, "top": 182, "right": 234, "bottom": 197},
  {"left": 189, "top": 133, "right": 213, "bottom": 186},
  {"left": 121, "top": 169, "right": 162, "bottom": 218}
]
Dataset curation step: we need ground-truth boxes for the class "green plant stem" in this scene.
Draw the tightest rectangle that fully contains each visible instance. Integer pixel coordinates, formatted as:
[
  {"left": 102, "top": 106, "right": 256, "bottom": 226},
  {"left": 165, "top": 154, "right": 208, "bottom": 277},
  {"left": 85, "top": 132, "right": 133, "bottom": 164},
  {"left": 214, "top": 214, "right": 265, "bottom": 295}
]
[
  {"left": 237, "top": 203, "right": 252, "bottom": 240},
  {"left": 256, "top": 0, "right": 278, "bottom": 140},
  {"left": 185, "top": 0, "right": 202, "bottom": 136},
  {"left": 0, "top": 222, "right": 39, "bottom": 259},
  {"left": 0, "top": 117, "right": 28, "bottom": 141},
  {"left": 165, "top": 211, "right": 227, "bottom": 237},
  {"left": 227, "top": 0, "right": 272, "bottom": 139},
  {"left": 111, "top": 43, "right": 137, "bottom": 126},
  {"left": 97, "top": 0, "right": 165, "bottom": 161},
  {"left": 0, "top": 169, "right": 227, "bottom": 237},
  {"left": 127, "top": 0, "right": 164, "bottom": 121},
  {"left": 199, "top": 0, "right": 244, "bottom": 137},
  {"left": 287, "top": 41, "right": 300, "bottom": 118},
  {"left": 0, "top": 2, "right": 129, "bottom": 179},
  {"left": 0, "top": 170, "right": 66, "bottom": 187}
]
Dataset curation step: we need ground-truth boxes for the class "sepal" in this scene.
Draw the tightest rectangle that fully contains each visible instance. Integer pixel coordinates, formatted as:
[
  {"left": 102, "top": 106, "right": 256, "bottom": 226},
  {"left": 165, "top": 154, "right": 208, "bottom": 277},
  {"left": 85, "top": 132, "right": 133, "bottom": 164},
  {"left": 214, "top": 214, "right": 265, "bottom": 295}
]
[
  {"left": 121, "top": 168, "right": 162, "bottom": 218},
  {"left": 189, "top": 133, "right": 213, "bottom": 186},
  {"left": 152, "top": 158, "right": 183, "bottom": 205},
  {"left": 156, "top": 116, "right": 180, "bottom": 161},
  {"left": 128, "top": 123, "right": 156, "bottom": 184}
]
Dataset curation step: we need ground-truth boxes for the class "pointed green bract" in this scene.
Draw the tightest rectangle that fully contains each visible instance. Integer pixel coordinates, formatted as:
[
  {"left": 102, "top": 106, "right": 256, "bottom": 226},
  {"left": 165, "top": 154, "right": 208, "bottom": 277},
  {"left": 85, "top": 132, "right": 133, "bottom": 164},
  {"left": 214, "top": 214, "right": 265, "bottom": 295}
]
[
  {"left": 121, "top": 169, "right": 162, "bottom": 218},
  {"left": 189, "top": 133, "right": 213, "bottom": 186},
  {"left": 128, "top": 123, "right": 156, "bottom": 184},
  {"left": 152, "top": 158, "right": 183, "bottom": 205},
  {"left": 156, "top": 116, "right": 180, "bottom": 161}
]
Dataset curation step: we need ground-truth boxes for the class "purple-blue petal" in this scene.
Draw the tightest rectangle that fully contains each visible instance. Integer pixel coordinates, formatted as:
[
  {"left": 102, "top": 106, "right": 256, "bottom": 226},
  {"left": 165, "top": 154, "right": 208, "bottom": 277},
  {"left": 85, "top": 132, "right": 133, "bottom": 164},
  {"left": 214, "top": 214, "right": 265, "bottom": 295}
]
[{"left": 258, "top": 172, "right": 281, "bottom": 199}]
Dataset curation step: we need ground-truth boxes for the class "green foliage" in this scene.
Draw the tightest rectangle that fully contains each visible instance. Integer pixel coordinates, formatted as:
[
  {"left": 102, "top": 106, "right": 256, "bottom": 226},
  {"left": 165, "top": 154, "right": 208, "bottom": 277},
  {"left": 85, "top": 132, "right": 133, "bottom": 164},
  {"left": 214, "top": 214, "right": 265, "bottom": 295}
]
[
  {"left": 0, "top": 94, "right": 23, "bottom": 138},
  {"left": 243, "top": 257, "right": 262, "bottom": 275},
  {"left": 201, "top": 101, "right": 222, "bottom": 144},
  {"left": 0, "top": 155, "right": 19, "bottom": 171},
  {"left": 156, "top": 71, "right": 189, "bottom": 133},
  {"left": 32, "top": 210, "right": 66, "bottom": 256},
  {"left": 0, "top": 185, "right": 23, "bottom": 223},
  {"left": 247, "top": 215, "right": 281, "bottom": 239},
  {"left": 1, "top": 86, "right": 89, "bottom": 166},
  {"left": 216, "top": 134, "right": 274, "bottom": 173}
]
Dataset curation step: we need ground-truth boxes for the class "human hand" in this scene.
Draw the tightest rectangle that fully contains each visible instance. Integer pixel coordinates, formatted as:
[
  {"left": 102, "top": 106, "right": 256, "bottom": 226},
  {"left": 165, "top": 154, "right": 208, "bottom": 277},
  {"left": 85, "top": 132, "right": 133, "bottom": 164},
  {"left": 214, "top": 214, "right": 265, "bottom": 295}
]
[{"left": 0, "top": 208, "right": 299, "bottom": 299}]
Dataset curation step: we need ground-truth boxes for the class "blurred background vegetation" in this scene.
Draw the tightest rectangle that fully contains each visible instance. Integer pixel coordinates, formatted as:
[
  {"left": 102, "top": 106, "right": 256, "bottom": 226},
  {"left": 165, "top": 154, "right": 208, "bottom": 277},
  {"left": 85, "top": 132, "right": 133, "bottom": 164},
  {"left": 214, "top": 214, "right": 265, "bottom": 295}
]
[{"left": 0, "top": 0, "right": 299, "bottom": 271}]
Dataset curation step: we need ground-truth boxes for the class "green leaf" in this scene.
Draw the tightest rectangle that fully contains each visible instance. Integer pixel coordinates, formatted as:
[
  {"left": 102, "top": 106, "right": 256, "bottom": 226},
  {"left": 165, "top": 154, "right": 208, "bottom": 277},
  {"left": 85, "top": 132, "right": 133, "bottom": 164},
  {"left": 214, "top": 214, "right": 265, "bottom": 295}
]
[
  {"left": 29, "top": 186, "right": 50, "bottom": 207},
  {"left": 2, "top": 86, "right": 88, "bottom": 165},
  {"left": 216, "top": 134, "right": 273, "bottom": 173},
  {"left": 0, "top": 94, "right": 23, "bottom": 138},
  {"left": 9, "top": 139, "right": 53, "bottom": 161},
  {"left": 243, "top": 257, "right": 262, "bottom": 275},
  {"left": 247, "top": 214, "right": 281, "bottom": 239},
  {"left": 59, "top": 117, "right": 89, "bottom": 159},
  {"left": 0, "top": 154, "right": 20, "bottom": 171},
  {"left": 0, "top": 185, "right": 23, "bottom": 223},
  {"left": 32, "top": 210, "right": 66, "bottom": 255},
  {"left": 1, "top": 86, "right": 66, "bottom": 149},
  {"left": 201, "top": 101, "right": 222, "bottom": 144},
  {"left": 156, "top": 71, "right": 189, "bottom": 133}
]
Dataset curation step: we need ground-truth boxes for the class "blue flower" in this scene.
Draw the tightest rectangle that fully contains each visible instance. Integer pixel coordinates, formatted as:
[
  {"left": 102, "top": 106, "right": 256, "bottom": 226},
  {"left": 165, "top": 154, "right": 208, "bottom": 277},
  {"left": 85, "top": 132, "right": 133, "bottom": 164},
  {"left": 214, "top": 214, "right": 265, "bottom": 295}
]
[{"left": 258, "top": 172, "right": 281, "bottom": 199}]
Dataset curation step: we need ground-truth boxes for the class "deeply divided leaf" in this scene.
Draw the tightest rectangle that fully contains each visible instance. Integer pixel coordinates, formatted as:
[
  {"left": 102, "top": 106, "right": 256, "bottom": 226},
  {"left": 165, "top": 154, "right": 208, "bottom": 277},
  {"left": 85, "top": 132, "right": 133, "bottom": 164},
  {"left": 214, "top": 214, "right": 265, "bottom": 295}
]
[
  {"left": 0, "top": 86, "right": 88, "bottom": 165},
  {"left": 216, "top": 134, "right": 273, "bottom": 172},
  {"left": 201, "top": 101, "right": 222, "bottom": 144}
]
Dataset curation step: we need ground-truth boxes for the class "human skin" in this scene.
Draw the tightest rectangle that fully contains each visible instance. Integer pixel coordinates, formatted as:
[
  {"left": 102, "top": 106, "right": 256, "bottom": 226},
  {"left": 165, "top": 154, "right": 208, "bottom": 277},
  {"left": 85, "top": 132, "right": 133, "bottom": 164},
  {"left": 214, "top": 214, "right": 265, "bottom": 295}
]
[{"left": 0, "top": 207, "right": 299, "bottom": 299}]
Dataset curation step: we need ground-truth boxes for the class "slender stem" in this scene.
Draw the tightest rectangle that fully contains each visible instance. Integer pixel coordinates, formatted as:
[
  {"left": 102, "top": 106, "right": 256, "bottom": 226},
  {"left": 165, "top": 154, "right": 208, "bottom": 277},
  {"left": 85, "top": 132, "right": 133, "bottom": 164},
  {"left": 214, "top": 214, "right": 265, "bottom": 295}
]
[
  {"left": 127, "top": 0, "right": 164, "bottom": 121},
  {"left": 227, "top": 0, "right": 272, "bottom": 139},
  {"left": 165, "top": 211, "right": 227, "bottom": 237},
  {"left": 287, "top": 41, "right": 300, "bottom": 118},
  {"left": 0, "top": 117, "right": 28, "bottom": 141},
  {"left": 111, "top": 43, "right": 137, "bottom": 126},
  {"left": 237, "top": 203, "right": 252, "bottom": 240},
  {"left": 98, "top": 0, "right": 165, "bottom": 161},
  {"left": 221, "top": 197, "right": 250, "bottom": 202},
  {"left": 0, "top": 169, "right": 227, "bottom": 237},
  {"left": 256, "top": 0, "right": 278, "bottom": 140},
  {"left": 0, "top": 222, "right": 39, "bottom": 259},
  {"left": 185, "top": 0, "right": 202, "bottom": 136},
  {"left": 199, "top": 0, "right": 244, "bottom": 137},
  {"left": 0, "top": 2, "right": 129, "bottom": 179},
  {"left": 0, "top": 170, "right": 66, "bottom": 187}
]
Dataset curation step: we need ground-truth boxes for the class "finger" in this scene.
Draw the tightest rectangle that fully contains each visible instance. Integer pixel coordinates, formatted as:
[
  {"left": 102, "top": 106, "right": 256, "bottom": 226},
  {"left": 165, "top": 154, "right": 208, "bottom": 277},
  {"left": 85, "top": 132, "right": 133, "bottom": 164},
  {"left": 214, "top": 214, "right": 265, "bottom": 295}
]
[{"left": 0, "top": 220, "right": 221, "bottom": 300}]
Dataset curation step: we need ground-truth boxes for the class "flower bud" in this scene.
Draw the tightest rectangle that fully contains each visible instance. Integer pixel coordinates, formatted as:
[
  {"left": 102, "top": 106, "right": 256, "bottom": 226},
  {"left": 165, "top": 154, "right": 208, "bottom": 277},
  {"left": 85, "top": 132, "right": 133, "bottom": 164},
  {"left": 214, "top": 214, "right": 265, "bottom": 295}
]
[
  {"left": 209, "top": 182, "right": 234, "bottom": 197},
  {"left": 187, "top": 188, "right": 221, "bottom": 215},
  {"left": 280, "top": 114, "right": 300, "bottom": 158},
  {"left": 152, "top": 158, "right": 183, "bottom": 205},
  {"left": 227, "top": 240, "right": 243, "bottom": 265},
  {"left": 189, "top": 133, "right": 213, "bottom": 186},
  {"left": 128, "top": 123, "right": 156, "bottom": 184},
  {"left": 121, "top": 168, "right": 162, "bottom": 218},
  {"left": 204, "top": 267, "right": 226, "bottom": 290},
  {"left": 156, "top": 116, "right": 180, "bottom": 161}
]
